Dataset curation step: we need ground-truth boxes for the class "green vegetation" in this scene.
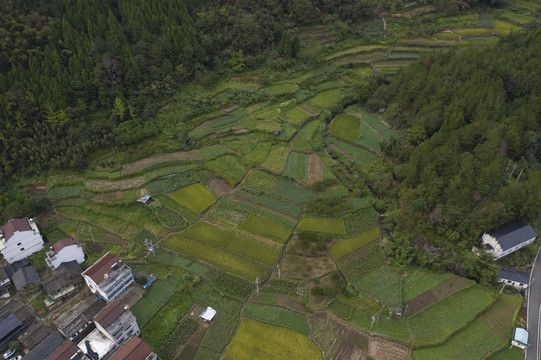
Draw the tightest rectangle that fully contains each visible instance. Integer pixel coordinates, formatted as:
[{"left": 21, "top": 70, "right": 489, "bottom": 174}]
[
  {"left": 159, "top": 317, "right": 199, "bottom": 358},
  {"left": 145, "top": 172, "right": 200, "bottom": 194},
  {"left": 241, "top": 215, "right": 291, "bottom": 241},
  {"left": 271, "top": 180, "right": 318, "bottom": 203},
  {"left": 170, "top": 183, "right": 216, "bottom": 214},
  {"left": 283, "top": 152, "right": 309, "bottom": 183},
  {"left": 257, "top": 195, "right": 302, "bottom": 217},
  {"left": 329, "top": 114, "right": 360, "bottom": 142},
  {"left": 223, "top": 319, "right": 322, "bottom": 360},
  {"left": 402, "top": 270, "right": 454, "bottom": 303},
  {"left": 161, "top": 234, "right": 267, "bottom": 280},
  {"left": 245, "top": 304, "right": 310, "bottom": 335},
  {"left": 492, "top": 19, "right": 522, "bottom": 35},
  {"left": 340, "top": 241, "right": 385, "bottom": 282},
  {"left": 182, "top": 222, "right": 280, "bottom": 266},
  {"left": 262, "top": 83, "right": 299, "bottom": 95},
  {"left": 297, "top": 216, "right": 347, "bottom": 235},
  {"left": 131, "top": 279, "right": 179, "bottom": 326},
  {"left": 241, "top": 171, "right": 279, "bottom": 194},
  {"left": 355, "top": 267, "right": 401, "bottom": 307},
  {"left": 329, "top": 226, "right": 379, "bottom": 259}
]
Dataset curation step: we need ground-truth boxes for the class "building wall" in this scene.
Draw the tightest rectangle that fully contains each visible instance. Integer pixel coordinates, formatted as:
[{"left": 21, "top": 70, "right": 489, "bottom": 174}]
[
  {"left": 49, "top": 246, "right": 86, "bottom": 269},
  {"left": 96, "top": 312, "right": 140, "bottom": 345},
  {"left": 499, "top": 278, "right": 528, "bottom": 289},
  {"left": 84, "top": 268, "right": 134, "bottom": 302},
  {"left": 498, "top": 237, "right": 535, "bottom": 259},
  {"left": 481, "top": 234, "right": 502, "bottom": 258},
  {"left": 0, "top": 231, "right": 44, "bottom": 263}
]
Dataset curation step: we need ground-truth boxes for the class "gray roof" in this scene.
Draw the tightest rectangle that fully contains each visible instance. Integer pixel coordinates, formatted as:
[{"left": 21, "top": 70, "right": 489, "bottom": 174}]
[
  {"left": 487, "top": 221, "right": 537, "bottom": 251},
  {"left": 55, "top": 295, "right": 105, "bottom": 340},
  {"left": 499, "top": 269, "right": 530, "bottom": 284},
  {"left": 42, "top": 261, "right": 83, "bottom": 295},
  {"left": 12, "top": 266, "right": 41, "bottom": 291},
  {"left": 1, "top": 300, "right": 34, "bottom": 326},
  {"left": 18, "top": 321, "right": 54, "bottom": 350},
  {"left": 0, "top": 311, "right": 23, "bottom": 343},
  {"left": 22, "top": 332, "right": 64, "bottom": 360},
  {"left": 0, "top": 267, "right": 8, "bottom": 282}
]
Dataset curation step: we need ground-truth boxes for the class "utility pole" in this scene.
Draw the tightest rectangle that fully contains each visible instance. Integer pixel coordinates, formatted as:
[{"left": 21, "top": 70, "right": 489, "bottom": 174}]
[
  {"left": 255, "top": 276, "right": 260, "bottom": 295},
  {"left": 89, "top": 227, "right": 95, "bottom": 242},
  {"left": 52, "top": 204, "right": 58, "bottom": 216},
  {"left": 277, "top": 265, "right": 280, "bottom": 278},
  {"left": 516, "top": 168, "right": 524, "bottom": 183}
]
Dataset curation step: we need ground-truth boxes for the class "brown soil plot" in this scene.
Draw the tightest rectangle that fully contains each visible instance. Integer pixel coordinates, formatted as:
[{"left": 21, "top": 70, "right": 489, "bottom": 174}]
[
  {"left": 207, "top": 178, "right": 232, "bottom": 198},
  {"left": 94, "top": 191, "right": 123, "bottom": 202},
  {"left": 368, "top": 337, "right": 411, "bottom": 360},
  {"left": 405, "top": 277, "right": 470, "bottom": 317},
  {"left": 121, "top": 150, "right": 204, "bottom": 175},
  {"left": 307, "top": 154, "right": 325, "bottom": 185}
]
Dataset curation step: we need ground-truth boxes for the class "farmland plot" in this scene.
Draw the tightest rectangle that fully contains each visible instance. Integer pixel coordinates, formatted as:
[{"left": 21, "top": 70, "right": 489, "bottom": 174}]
[
  {"left": 297, "top": 216, "right": 347, "bottom": 235},
  {"left": 339, "top": 241, "right": 385, "bottom": 283},
  {"left": 327, "top": 137, "right": 378, "bottom": 166},
  {"left": 131, "top": 279, "right": 179, "bottom": 326},
  {"left": 408, "top": 286, "right": 498, "bottom": 347},
  {"left": 286, "top": 106, "right": 311, "bottom": 125},
  {"left": 283, "top": 152, "right": 309, "bottom": 183},
  {"left": 355, "top": 267, "right": 402, "bottom": 308},
  {"left": 223, "top": 319, "right": 322, "bottom": 360},
  {"left": 241, "top": 170, "right": 280, "bottom": 194},
  {"left": 402, "top": 269, "right": 454, "bottom": 303},
  {"left": 304, "top": 89, "right": 343, "bottom": 112},
  {"left": 206, "top": 155, "right": 248, "bottom": 186},
  {"left": 329, "top": 114, "right": 360, "bottom": 142},
  {"left": 272, "top": 180, "right": 318, "bottom": 203},
  {"left": 329, "top": 226, "right": 379, "bottom": 259},
  {"left": 182, "top": 222, "right": 280, "bottom": 266},
  {"left": 245, "top": 303, "right": 310, "bottom": 335},
  {"left": 404, "top": 277, "right": 471, "bottom": 317},
  {"left": 356, "top": 120, "right": 382, "bottom": 152},
  {"left": 361, "top": 111, "right": 389, "bottom": 133},
  {"left": 241, "top": 215, "right": 291, "bottom": 241},
  {"left": 161, "top": 234, "right": 268, "bottom": 280},
  {"left": 170, "top": 183, "right": 216, "bottom": 214},
  {"left": 262, "top": 146, "right": 290, "bottom": 173},
  {"left": 257, "top": 195, "right": 302, "bottom": 217}
]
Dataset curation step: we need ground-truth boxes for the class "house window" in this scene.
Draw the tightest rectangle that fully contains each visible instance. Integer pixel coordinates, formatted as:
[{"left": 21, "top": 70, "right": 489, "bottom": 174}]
[
  {"left": 507, "top": 280, "right": 512, "bottom": 283},
  {"left": 17, "top": 242, "right": 21, "bottom": 246},
  {"left": 20, "top": 248, "right": 25, "bottom": 251},
  {"left": 520, "top": 283, "right": 524, "bottom": 286}
]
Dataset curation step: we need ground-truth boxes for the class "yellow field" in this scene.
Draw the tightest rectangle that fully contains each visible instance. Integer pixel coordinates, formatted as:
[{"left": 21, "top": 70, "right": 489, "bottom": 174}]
[{"left": 223, "top": 318, "right": 322, "bottom": 360}]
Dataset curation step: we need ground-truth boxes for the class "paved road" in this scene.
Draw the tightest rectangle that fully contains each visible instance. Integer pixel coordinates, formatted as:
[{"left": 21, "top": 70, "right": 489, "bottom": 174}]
[{"left": 526, "top": 247, "right": 541, "bottom": 360}]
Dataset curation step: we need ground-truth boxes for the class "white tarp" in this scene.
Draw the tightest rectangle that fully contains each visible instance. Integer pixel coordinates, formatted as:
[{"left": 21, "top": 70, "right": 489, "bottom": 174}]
[
  {"left": 514, "top": 327, "right": 529, "bottom": 345},
  {"left": 200, "top": 307, "right": 216, "bottom": 321}
]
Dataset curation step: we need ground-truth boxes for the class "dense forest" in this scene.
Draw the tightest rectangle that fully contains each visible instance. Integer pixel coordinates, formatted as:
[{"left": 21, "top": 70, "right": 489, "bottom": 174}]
[
  {"left": 0, "top": 0, "right": 512, "bottom": 182},
  {"left": 367, "top": 28, "right": 541, "bottom": 279}
]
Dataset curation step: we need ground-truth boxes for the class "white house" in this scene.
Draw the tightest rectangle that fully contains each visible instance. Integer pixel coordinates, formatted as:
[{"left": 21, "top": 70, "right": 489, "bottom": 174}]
[
  {"left": 45, "top": 238, "right": 85, "bottom": 270},
  {"left": 0, "top": 218, "right": 44, "bottom": 264},
  {"left": 481, "top": 221, "right": 537, "bottom": 260},
  {"left": 82, "top": 252, "right": 134, "bottom": 302},
  {"left": 498, "top": 269, "right": 530, "bottom": 290},
  {"left": 77, "top": 300, "right": 140, "bottom": 359}
]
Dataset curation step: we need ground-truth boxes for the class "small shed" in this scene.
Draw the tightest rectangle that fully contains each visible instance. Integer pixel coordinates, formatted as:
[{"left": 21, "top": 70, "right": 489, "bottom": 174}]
[
  {"left": 136, "top": 196, "right": 152, "bottom": 204},
  {"left": 498, "top": 269, "right": 530, "bottom": 290},
  {"left": 512, "top": 327, "right": 528, "bottom": 349},
  {"left": 200, "top": 307, "right": 216, "bottom": 322}
]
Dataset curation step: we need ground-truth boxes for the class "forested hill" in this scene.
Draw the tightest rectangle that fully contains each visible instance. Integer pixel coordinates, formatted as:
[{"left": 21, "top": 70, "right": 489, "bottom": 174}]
[{"left": 367, "top": 28, "right": 541, "bottom": 275}]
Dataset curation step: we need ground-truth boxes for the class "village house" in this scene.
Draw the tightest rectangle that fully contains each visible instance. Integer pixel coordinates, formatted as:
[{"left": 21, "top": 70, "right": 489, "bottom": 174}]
[
  {"left": 42, "top": 261, "right": 83, "bottom": 303},
  {"left": 481, "top": 221, "right": 537, "bottom": 260},
  {"left": 46, "top": 237, "right": 85, "bottom": 270},
  {"left": 498, "top": 269, "right": 530, "bottom": 290},
  {"left": 0, "top": 267, "right": 11, "bottom": 298},
  {"left": 0, "top": 218, "right": 44, "bottom": 263},
  {"left": 11, "top": 265, "right": 41, "bottom": 294},
  {"left": 46, "top": 340, "right": 89, "bottom": 360},
  {"left": 0, "top": 301, "right": 34, "bottom": 350},
  {"left": 109, "top": 336, "right": 159, "bottom": 360},
  {"left": 54, "top": 295, "right": 105, "bottom": 341},
  {"left": 17, "top": 321, "right": 55, "bottom": 353},
  {"left": 23, "top": 332, "right": 65, "bottom": 360},
  {"left": 77, "top": 300, "right": 140, "bottom": 359},
  {"left": 82, "top": 252, "right": 134, "bottom": 302}
]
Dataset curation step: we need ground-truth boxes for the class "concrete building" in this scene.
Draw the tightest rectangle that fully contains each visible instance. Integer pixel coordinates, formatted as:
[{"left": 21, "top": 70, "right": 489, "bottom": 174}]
[
  {"left": 0, "top": 218, "right": 44, "bottom": 264},
  {"left": 55, "top": 295, "right": 105, "bottom": 342},
  {"left": 77, "top": 300, "right": 140, "bottom": 359},
  {"left": 46, "top": 238, "right": 85, "bottom": 270},
  {"left": 82, "top": 253, "right": 134, "bottom": 302},
  {"left": 481, "top": 221, "right": 537, "bottom": 260},
  {"left": 46, "top": 340, "right": 89, "bottom": 360},
  {"left": 498, "top": 269, "right": 530, "bottom": 290},
  {"left": 42, "top": 261, "right": 83, "bottom": 303}
]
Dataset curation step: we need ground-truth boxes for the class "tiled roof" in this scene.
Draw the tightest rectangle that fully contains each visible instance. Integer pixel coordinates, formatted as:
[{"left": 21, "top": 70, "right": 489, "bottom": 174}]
[
  {"left": 94, "top": 300, "right": 125, "bottom": 329},
  {"left": 1, "top": 218, "right": 32, "bottom": 240},
  {"left": 82, "top": 252, "right": 121, "bottom": 283},
  {"left": 12, "top": 266, "right": 40, "bottom": 291},
  {"left": 52, "top": 238, "right": 77, "bottom": 254},
  {"left": 499, "top": 269, "right": 530, "bottom": 284},
  {"left": 109, "top": 336, "right": 152, "bottom": 360},
  {"left": 46, "top": 340, "right": 80, "bottom": 360}
]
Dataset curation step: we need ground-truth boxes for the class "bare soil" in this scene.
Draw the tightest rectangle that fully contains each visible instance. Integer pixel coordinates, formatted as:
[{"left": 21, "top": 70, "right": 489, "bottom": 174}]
[
  {"left": 404, "top": 277, "right": 470, "bottom": 317},
  {"left": 280, "top": 254, "right": 337, "bottom": 281},
  {"left": 207, "top": 178, "right": 232, "bottom": 198},
  {"left": 101, "top": 233, "right": 127, "bottom": 245},
  {"left": 88, "top": 242, "right": 106, "bottom": 253},
  {"left": 86, "top": 177, "right": 146, "bottom": 191},
  {"left": 391, "top": 4, "right": 435, "bottom": 17},
  {"left": 307, "top": 153, "right": 325, "bottom": 185},
  {"left": 368, "top": 336, "right": 411, "bottom": 360},
  {"left": 121, "top": 150, "right": 204, "bottom": 175},
  {"left": 25, "top": 184, "right": 47, "bottom": 194},
  {"left": 275, "top": 294, "right": 305, "bottom": 313},
  {"left": 93, "top": 191, "right": 123, "bottom": 202}
]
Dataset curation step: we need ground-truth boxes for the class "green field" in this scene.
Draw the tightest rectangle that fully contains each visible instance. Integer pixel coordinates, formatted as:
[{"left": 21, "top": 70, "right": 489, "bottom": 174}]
[
  {"left": 329, "top": 226, "right": 379, "bottom": 259},
  {"left": 304, "top": 89, "right": 343, "bottom": 111},
  {"left": 131, "top": 279, "right": 179, "bottom": 326},
  {"left": 257, "top": 195, "right": 303, "bottom": 217},
  {"left": 327, "top": 137, "right": 378, "bottom": 166},
  {"left": 402, "top": 269, "right": 454, "bottom": 303},
  {"left": 207, "top": 155, "right": 248, "bottom": 186},
  {"left": 271, "top": 180, "right": 318, "bottom": 203},
  {"left": 262, "top": 83, "right": 300, "bottom": 95},
  {"left": 262, "top": 146, "right": 290, "bottom": 173},
  {"left": 161, "top": 234, "right": 268, "bottom": 280},
  {"left": 329, "top": 114, "right": 360, "bottom": 142},
  {"left": 170, "top": 183, "right": 216, "bottom": 214},
  {"left": 355, "top": 267, "right": 401, "bottom": 307},
  {"left": 283, "top": 152, "right": 309, "bottom": 183},
  {"left": 286, "top": 106, "right": 311, "bottom": 125},
  {"left": 245, "top": 304, "right": 310, "bottom": 335},
  {"left": 241, "top": 171, "right": 280, "bottom": 194},
  {"left": 357, "top": 120, "right": 382, "bottom": 151},
  {"left": 492, "top": 19, "right": 522, "bottom": 35},
  {"left": 361, "top": 111, "right": 389, "bottom": 132},
  {"left": 241, "top": 215, "right": 291, "bottom": 241},
  {"left": 408, "top": 286, "right": 498, "bottom": 347},
  {"left": 297, "top": 216, "right": 347, "bottom": 235},
  {"left": 182, "top": 222, "right": 280, "bottom": 266},
  {"left": 453, "top": 27, "right": 492, "bottom": 36},
  {"left": 340, "top": 241, "right": 385, "bottom": 282},
  {"left": 223, "top": 318, "right": 322, "bottom": 360}
]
